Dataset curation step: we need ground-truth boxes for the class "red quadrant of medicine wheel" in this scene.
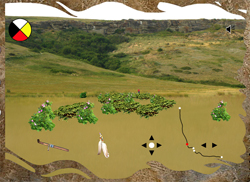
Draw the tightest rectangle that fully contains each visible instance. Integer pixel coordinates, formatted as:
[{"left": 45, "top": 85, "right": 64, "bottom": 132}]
[{"left": 12, "top": 30, "right": 28, "bottom": 41}]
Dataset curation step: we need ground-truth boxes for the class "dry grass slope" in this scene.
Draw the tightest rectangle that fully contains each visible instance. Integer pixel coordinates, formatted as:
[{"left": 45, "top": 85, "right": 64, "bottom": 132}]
[
  {"left": 111, "top": 29, "right": 245, "bottom": 86},
  {"left": 5, "top": 42, "right": 241, "bottom": 97}
]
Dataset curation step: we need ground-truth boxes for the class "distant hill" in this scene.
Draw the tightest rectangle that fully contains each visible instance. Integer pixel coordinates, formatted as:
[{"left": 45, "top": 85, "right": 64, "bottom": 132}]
[{"left": 5, "top": 17, "right": 246, "bottom": 35}]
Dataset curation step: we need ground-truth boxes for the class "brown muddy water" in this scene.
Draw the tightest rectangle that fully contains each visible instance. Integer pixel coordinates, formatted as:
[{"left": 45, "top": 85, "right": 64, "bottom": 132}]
[{"left": 6, "top": 94, "right": 246, "bottom": 179}]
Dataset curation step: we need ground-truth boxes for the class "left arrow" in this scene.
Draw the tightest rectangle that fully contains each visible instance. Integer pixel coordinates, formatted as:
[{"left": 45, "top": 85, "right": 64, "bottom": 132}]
[
  {"left": 201, "top": 143, "right": 206, "bottom": 148},
  {"left": 142, "top": 143, "right": 147, "bottom": 148}
]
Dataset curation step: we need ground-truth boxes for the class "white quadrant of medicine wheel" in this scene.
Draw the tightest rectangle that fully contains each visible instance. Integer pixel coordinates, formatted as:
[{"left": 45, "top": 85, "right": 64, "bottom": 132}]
[{"left": 13, "top": 19, "right": 27, "bottom": 29}]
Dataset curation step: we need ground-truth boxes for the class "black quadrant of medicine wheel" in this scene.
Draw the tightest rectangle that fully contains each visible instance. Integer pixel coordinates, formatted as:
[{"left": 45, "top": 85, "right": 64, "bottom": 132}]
[
  {"left": 142, "top": 135, "right": 162, "bottom": 155},
  {"left": 9, "top": 22, "right": 20, "bottom": 38}
]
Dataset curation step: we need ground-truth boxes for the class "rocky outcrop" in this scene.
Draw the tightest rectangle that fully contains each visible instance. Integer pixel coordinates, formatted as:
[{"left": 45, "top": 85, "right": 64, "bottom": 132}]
[{"left": 6, "top": 18, "right": 246, "bottom": 35}]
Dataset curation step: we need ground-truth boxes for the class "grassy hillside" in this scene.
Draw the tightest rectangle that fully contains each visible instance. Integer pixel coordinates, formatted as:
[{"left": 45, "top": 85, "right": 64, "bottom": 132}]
[
  {"left": 110, "top": 28, "right": 245, "bottom": 87},
  {"left": 5, "top": 42, "right": 239, "bottom": 97},
  {"left": 5, "top": 18, "right": 245, "bottom": 88},
  {"left": 5, "top": 17, "right": 246, "bottom": 96}
]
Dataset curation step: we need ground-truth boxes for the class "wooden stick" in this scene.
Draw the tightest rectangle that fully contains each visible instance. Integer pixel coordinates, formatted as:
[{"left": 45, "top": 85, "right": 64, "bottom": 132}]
[{"left": 37, "top": 139, "right": 69, "bottom": 152}]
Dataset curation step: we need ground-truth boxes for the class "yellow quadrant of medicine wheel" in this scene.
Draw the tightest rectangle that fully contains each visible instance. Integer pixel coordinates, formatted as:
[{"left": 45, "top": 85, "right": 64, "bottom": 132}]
[{"left": 20, "top": 23, "right": 31, "bottom": 37}]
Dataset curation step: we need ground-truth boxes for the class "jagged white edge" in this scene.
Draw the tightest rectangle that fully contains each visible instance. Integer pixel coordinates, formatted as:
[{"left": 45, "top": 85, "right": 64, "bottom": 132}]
[
  {"left": 215, "top": 1, "right": 221, "bottom": 6},
  {"left": 56, "top": 1, "right": 78, "bottom": 17},
  {"left": 238, "top": 9, "right": 247, "bottom": 14}
]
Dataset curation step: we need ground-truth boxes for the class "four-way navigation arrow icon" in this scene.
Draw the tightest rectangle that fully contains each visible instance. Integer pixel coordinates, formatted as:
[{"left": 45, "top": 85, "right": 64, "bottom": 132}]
[{"left": 142, "top": 135, "right": 162, "bottom": 155}]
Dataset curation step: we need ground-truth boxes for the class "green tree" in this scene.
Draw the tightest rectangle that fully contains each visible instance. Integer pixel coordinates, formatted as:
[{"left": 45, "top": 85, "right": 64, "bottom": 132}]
[{"left": 63, "top": 47, "right": 72, "bottom": 55}]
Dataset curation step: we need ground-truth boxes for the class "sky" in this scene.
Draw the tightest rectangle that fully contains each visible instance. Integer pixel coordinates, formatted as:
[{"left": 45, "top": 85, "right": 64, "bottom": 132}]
[{"left": 5, "top": 2, "right": 246, "bottom": 20}]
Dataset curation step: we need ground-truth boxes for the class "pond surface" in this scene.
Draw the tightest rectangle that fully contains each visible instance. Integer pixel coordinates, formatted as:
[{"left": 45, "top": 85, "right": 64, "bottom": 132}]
[{"left": 6, "top": 94, "right": 246, "bottom": 179}]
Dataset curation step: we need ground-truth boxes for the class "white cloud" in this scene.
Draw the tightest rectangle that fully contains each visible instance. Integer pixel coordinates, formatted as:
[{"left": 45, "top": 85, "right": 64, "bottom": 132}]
[{"left": 5, "top": 2, "right": 245, "bottom": 20}]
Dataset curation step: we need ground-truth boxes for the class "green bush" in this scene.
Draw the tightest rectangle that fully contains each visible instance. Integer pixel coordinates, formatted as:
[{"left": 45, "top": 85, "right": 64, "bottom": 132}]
[
  {"left": 99, "top": 72, "right": 124, "bottom": 77},
  {"left": 101, "top": 100, "right": 118, "bottom": 115},
  {"left": 209, "top": 24, "right": 222, "bottom": 31},
  {"left": 166, "top": 28, "right": 173, "bottom": 32},
  {"left": 90, "top": 56, "right": 104, "bottom": 68},
  {"left": 62, "top": 47, "right": 72, "bottom": 55},
  {"left": 114, "top": 29, "right": 125, "bottom": 34},
  {"left": 31, "top": 48, "right": 40, "bottom": 53},
  {"left": 108, "top": 35, "right": 130, "bottom": 44},
  {"left": 217, "top": 92, "right": 225, "bottom": 95},
  {"left": 183, "top": 71, "right": 191, "bottom": 74},
  {"left": 173, "top": 69, "right": 183, "bottom": 73},
  {"left": 9, "top": 53, "right": 15, "bottom": 56},
  {"left": 211, "top": 100, "right": 231, "bottom": 122},
  {"left": 80, "top": 92, "right": 87, "bottom": 98},
  {"left": 28, "top": 100, "right": 56, "bottom": 131},
  {"left": 127, "top": 33, "right": 138, "bottom": 37},
  {"left": 114, "top": 52, "right": 127, "bottom": 58},
  {"left": 50, "top": 68, "right": 76, "bottom": 74},
  {"left": 105, "top": 59, "right": 121, "bottom": 70},
  {"left": 98, "top": 92, "right": 176, "bottom": 118},
  {"left": 36, "top": 29, "right": 43, "bottom": 34},
  {"left": 141, "top": 50, "right": 150, "bottom": 54},
  {"left": 212, "top": 68, "right": 222, "bottom": 72},
  {"left": 76, "top": 103, "right": 98, "bottom": 124},
  {"left": 117, "top": 67, "right": 131, "bottom": 73},
  {"left": 50, "top": 69, "right": 60, "bottom": 73},
  {"left": 157, "top": 48, "right": 163, "bottom": 52},
  {"left": 180, "top": 66, "right": 192, "bottom": 70},
  {"left": 233, "top": 59, "right": 242, "bottom": 63}
]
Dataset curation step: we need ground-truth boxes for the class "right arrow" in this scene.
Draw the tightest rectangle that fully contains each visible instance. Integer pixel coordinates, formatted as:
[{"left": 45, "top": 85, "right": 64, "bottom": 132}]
[
  {"left": 212, "top": 143, "right": 217, "bottom": 148},
  {"left": 156, "top": 143, "right": 161, "bottom": 148}
]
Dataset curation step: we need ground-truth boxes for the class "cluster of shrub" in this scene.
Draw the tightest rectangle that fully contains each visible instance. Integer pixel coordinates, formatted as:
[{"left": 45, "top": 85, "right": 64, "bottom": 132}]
[{"left": 6, "top": 28, "right": 130, "bottom": 71}]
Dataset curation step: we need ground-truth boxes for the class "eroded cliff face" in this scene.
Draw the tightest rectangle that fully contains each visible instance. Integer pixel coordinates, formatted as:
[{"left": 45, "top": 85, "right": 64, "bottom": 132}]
[{"left": 5, "top": 18, "right": 246, "bottom": 35}]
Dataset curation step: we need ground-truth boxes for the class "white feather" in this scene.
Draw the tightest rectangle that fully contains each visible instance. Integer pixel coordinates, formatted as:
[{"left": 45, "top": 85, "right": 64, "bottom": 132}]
[
  {"left": 97, "top": 140, "right": 102, "bottom": 155},
  {"left": 102, "top": 142, "right": 109, "bottom": 158}
]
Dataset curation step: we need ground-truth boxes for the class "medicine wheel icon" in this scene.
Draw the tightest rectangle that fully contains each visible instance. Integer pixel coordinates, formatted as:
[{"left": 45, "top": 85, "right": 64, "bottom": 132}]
[{"left": 9, "top": 19, "right": 32, "bottom": 41}]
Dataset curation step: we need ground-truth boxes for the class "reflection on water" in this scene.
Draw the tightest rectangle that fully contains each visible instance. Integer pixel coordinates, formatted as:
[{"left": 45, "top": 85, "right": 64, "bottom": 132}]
[{"left": 6, "top": 94, "right": 246, "bottom": 178}]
